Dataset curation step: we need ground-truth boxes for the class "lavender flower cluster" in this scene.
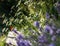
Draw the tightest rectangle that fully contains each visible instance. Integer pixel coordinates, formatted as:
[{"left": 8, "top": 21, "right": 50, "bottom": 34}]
[
  {"left": 13, "top": 29, "right": 32, "bottom": 46},
  {"left": 17, "top": 39, "right": 31, "bottom": 46},
  {"left": 33, "top": 19, "right": 60, "bottom": 46}
]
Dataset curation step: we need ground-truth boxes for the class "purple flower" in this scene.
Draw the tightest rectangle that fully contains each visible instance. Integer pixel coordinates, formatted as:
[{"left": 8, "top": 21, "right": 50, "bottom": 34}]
[
  {"left": 13, "top": 30, "right": 19, "bottom": 34},
  {"left": 48, "top": 43, "right": 55, "bottom": 46},
  {"left": 17, "top": 35, "right": 24, "bottom": 40},
  {"left": 49, "top": 30, "right": 54, "bottom": 35},
  {"left": 38, "top": 34, "right": 48, "bottom": 43},
  {"left": 56, "top": 29, "right": 60, "bottom": 35},
  {"left": 33, "top": 21, "right": 39, "bottom": 28},
  {"left": 46, "top": 12, "right": 50, "bottom": 19},
  {"left": 44, "top": 25, "right": 51, "bottom": 33},
  {"left": 44, "top": 25, "right": 54, "bottom": 35},
  {"left": 51, "top": 25, "right": 56, "bottom": 30},
  {"left": 17, "top": 40, "right": 31, "bottom": 46},
  {"left": 17, "top": 40, "right": 25, "bottom": 46},
  {"left": 56, "top": 29, "right": 60, "bottom": 34},
  {"left": 51, "top": 35, "right": 56, "bottom": 41}
]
